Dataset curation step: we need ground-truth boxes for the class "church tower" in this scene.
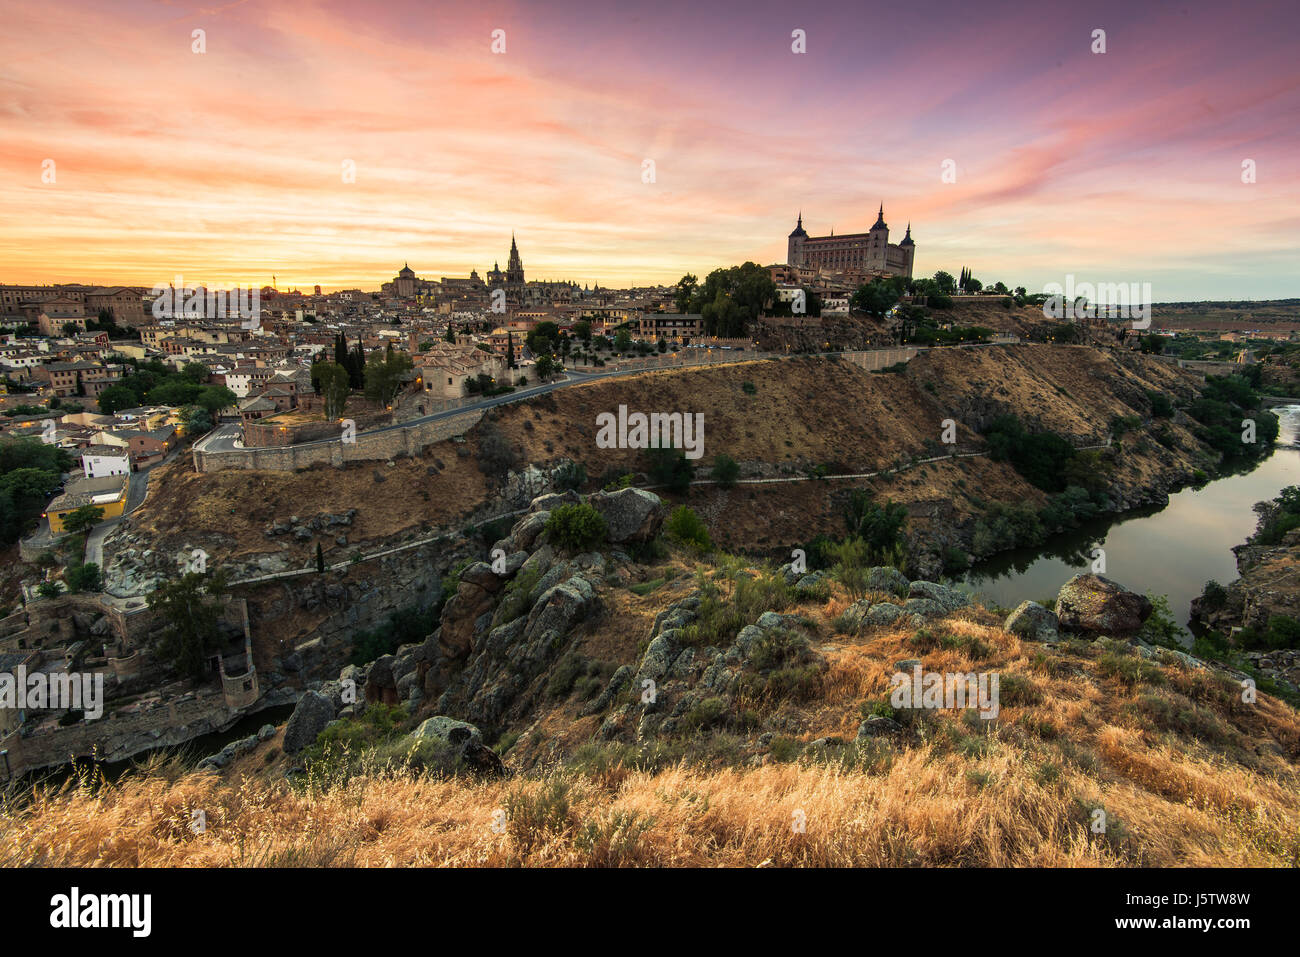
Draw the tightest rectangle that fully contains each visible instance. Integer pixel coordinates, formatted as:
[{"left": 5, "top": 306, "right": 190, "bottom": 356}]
[{"left": 505, "top": 233, "right": 525, "bottom": 288}]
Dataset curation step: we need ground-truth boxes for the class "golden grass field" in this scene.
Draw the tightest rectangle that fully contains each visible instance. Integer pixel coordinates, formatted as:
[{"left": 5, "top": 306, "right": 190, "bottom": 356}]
[{"left": 4, "top": 604, "right": 1297, "bottom": 868}]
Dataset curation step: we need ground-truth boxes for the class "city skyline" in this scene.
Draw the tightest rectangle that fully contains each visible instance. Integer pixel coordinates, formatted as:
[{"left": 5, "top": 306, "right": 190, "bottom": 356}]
[{"left": 1, "top": 0, "right": 1297, "bottom": 297}]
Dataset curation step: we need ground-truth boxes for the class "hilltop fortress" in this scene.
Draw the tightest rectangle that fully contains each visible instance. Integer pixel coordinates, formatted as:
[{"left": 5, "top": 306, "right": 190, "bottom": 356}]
[{"left": 786, "top": 205, "right": 915, "bottom": 280}]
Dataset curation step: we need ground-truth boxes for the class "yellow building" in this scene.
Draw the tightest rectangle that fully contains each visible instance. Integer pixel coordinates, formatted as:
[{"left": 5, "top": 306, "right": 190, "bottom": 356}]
[{"left": 44, "top": 475, "right": 129, "bottom": 533}]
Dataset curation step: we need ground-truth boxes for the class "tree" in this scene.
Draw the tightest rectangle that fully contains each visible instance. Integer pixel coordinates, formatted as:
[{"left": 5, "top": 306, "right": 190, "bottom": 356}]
[
  {"left": 65, "top": 562, "right": 101, "bottom": 593},
  {"left": 711, "top": 453, "right": 740, "bottom": 488},
  {"left": 933, "top": 271, "right": 957, "bottom": 295},
  {"left": 317, "top": 362, "right": 350, "bottom": 419},
  {"left": 680, "top": 263, "right": 775, "bottom": 336},
  {"left": 194, "top": 385, "right": 237, "bottom": 415},
  {"left": 364, "top": 350, "right": 414, "bottom": 406},
  {"left": 444, "top": 324, "right": 456, "bottom": 344},
  {"left": 1139, "top": 334, "right": 1165, "bottom": 354},
  {"left": 147, "top": 379, "right": 202, "bottom": 407},
  {"left": 345, "top": 340, "right": 366, "bottom": 389},
  {"left": 0, "top": 467, "right": 62, "bottom": 543},
  {"left": 147, "top": 571, "right": 229, "bottom": 681},
  {"left": 315, "top": 542, "right": 325, "bottom": 573},
  {"left": 852, "top": 278, "right": 900, "bottom": 318},
  {"left": 180, "top": 404, "right": 213, "bottom": 434},
  {"left": 98, "top": 384, "right": 139, "bottom": 415},
  {"left": 535, "top": 354, "right": 556, "bottom": 380},
  {"left": 574, "top": 320, "right": 592, "bottom": 344},
  {"left": 526, "top": 321, "right": 560, "bottom": 356},
  {"left": 614, "top": 329, "right": 632, "bottom": 352},
  {"left": 181, "top": 362, "right": 210, "bottom": 383},
  {"left": 506, "top": 331, "right": 517, "bottom": 369},
  {"left": 674, "top": 274, "right": 698, "bottom": 314},
  {"left": 61, "top": 504, "right": 105, "bottom": 535},
  {"left": 646, "top": 448, "right": 694, "bottom": 493}
]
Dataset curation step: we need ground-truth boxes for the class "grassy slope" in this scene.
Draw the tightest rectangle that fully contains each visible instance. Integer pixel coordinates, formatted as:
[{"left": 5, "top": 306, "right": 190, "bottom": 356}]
[{"left": 5, "top": 557, "right": 1298, "bottom": 867}]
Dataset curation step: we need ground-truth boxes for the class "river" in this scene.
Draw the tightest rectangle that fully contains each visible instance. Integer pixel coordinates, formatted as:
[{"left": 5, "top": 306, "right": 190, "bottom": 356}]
[{"left": 961, "top": 405, "right": 1300, "bottom": 638}]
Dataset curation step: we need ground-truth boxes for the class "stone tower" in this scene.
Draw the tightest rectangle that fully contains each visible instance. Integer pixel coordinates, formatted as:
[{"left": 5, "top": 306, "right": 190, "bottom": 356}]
[
  {"left": 786, "top": 213, "right": 808, "bottom": 267},
  {"left": 898, "top": 222, "right": 915, "bottom": 275}
]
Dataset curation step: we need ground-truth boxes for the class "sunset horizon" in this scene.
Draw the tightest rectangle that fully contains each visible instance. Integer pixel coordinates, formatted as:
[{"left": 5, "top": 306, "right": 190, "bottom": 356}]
[{"left": 2, "top": 0, "right": 1297, "bottom": 298}]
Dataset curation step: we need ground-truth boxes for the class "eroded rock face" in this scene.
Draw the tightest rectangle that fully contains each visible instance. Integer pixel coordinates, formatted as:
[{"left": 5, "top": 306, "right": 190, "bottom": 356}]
[
  {"left": 433, "top": 569, "right": 602, "bottom": 730},
  {"left": 437, "top": 564, "right": 503, "bottom": 662},
  {"left": 1056, "top": 574, "right": 1152, "bottom": 635},
  {"left": 586, "top": 488, "right": 666, "bottom": 543}
]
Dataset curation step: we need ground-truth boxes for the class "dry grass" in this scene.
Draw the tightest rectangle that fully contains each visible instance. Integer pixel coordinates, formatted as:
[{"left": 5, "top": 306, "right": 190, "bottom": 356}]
[
  {"left": 3, "top": 727, "right": 1296, "bottom": 867},
  {"left": 7, "top": 550, "right": 1299, "bottom": 869},
  {"left": 5, "top": 613, "right": 1299, "bottom": 868}
]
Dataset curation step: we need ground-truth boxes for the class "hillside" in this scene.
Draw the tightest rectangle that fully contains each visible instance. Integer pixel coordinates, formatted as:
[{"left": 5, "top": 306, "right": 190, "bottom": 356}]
[
  {"left": 5, "top": 523, "right": 1298, "bottom": 867},
  {"left": 108, "top": 345, "right": 1211, "bottom": 580},
  {"left": 1151, "top": 299, "right": 1300, "bottom": 332}
]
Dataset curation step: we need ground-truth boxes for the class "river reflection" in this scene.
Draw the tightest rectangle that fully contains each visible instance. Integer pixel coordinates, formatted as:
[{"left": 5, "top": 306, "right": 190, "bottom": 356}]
[{"left": 961, "top": 406, "right": 1300, "bottom": 637}]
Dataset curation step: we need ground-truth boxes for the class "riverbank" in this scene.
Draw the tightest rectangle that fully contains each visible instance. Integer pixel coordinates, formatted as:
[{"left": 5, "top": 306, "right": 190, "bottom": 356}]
[{"left": 963, "top": 406, "right": 1300, "bottom": 637}]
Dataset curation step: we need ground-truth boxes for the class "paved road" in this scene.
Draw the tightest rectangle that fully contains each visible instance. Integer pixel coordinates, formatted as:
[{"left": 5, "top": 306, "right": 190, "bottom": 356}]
[
  {"left": 191, "top": 342, "right": 1015, "bottom": 459},
  {"left": 192, "top": 358, "right": 744, "bottom": 456},
  {"left": 85, "top": 448, "right": 179, "bottom": 567}
]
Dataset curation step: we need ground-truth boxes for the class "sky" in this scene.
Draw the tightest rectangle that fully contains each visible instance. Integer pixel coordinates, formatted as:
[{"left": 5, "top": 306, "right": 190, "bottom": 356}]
[{"left": 1, "top": 0, "right": 1297, "bottom": 298}]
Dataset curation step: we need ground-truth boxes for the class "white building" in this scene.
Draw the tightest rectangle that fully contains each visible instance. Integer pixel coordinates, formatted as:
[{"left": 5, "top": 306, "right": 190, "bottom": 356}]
[{"left": 81, "top": 445, "right": 131, "bottom": 479}]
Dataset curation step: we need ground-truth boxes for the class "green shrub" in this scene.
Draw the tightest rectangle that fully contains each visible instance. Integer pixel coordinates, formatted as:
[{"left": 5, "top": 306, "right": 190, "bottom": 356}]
[
  {"left": 680, "top": 696, "right": 729, "bottom": 732},
  {"left": 545, "top": 503, "right": 607, "bottom": 551},
  {"left": 665, "top": 505, "right": 712, "bottom": 552},
  {"left": 982, "top": 414, "right": 1077, "bottom": 492}
]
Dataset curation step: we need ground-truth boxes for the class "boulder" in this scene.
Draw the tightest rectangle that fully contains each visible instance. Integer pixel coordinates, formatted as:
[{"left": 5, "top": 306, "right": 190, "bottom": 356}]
[
  {"left": 282, "top": 691, "right": 336, "bottom": 754},
  {"left": 459, "top": 561, "right": 504, "bottom": 593},
  {"left": 530, "top": 490, "right": 580, "bottom": 512},
  {"left": 792, "top": 572, "right": 827, "bottom": 593},
  {"left": 861, "top": 602, "right": 907, "bottom": 627},
  {"left": 406, "top": 717, "right": 503, "bottom": 778},
  {"left": 1003, "top": 601, "right": 1060, "bottom": 642},
  {"left": 1056, "top": 574, "right": 1152, "bottom": 635},
  {"left": 907, "top": 581, "right": 971, "bottom": 612},
  {"left": 506, "top": 511, "right": 551, "bottom": 552},
  {"left": 903, "top": 598, "right": 948, "bottom": 621},
  {"left": 586, "top": 488, "right": 666, "bottom": 543},
  {"left": 411, "top": 715, "right": 484, "bottom": 749},
  {"left": 865, "top": 566, "right": 910, "bottom": 595},
  {"left": 857, "top": 715, "right": 903, "bottom": 738}
]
